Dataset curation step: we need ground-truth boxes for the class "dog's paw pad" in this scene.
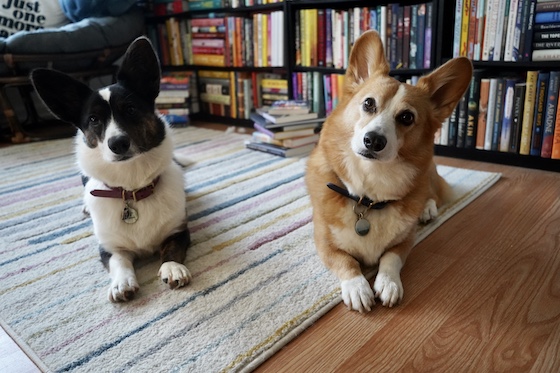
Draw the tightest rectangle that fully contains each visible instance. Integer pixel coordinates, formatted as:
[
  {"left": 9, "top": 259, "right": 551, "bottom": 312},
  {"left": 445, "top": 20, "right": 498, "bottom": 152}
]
[
  {"left": 373, "top": 272, "right": 403, "bottom": 307},
  {"left": 108, "top": 278, "right": 139, "bottom": 302},
  {"left": 159, "top": 262, "right": 191, "bottom": 289},
  {"left": 340, "top": 276, "right": 375, "bottom": 313},
  {"left": 420, "top": 198, "right": 438, "bottom": 223}
]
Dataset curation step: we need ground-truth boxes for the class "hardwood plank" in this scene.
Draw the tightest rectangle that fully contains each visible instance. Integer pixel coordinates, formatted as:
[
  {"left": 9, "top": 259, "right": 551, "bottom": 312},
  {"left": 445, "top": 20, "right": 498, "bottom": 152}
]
[{"left": 256, "top": 158, "right": 560, "bottom": 373}]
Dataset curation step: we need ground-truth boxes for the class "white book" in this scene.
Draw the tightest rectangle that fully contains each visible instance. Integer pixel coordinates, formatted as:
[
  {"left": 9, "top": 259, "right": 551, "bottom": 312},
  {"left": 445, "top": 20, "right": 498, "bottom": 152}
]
[
  {"left": 474, "top": 0, "right": 486, "bottom": 60},
  {"left": 482, "top": 0, "right": 498, "bottom": 61},
  {"left": 492, "top": 0, "right": 507, "bottom": 61},
  {"left": 440, "top": 117, "right": 450, "bottom": 146},
  {"left": 453, "top": 0, "right": 464, "bottom": 57},
  {"left": 503, "top": 0, "right": 519, "bottom": 61},
  {"left": 380, "top": 6, "right": 388, "bottom": 51},
  {"left": 485, "top": 78, "right": 499, "bottom": 150}
]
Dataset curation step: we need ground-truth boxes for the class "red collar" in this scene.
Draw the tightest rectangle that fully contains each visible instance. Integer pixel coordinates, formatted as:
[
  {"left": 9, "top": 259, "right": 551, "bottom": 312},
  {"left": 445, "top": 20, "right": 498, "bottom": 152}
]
[{"left": 90, "top": 177, "right": 160, "bottom": 202}]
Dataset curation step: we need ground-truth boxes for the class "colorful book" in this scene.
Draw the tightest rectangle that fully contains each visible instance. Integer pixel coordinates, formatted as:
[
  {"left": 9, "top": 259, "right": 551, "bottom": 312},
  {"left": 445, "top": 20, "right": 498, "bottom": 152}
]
[
  {"left": 476, "top": 78, "right": 491, "bottom": 149},
  {"left": 541, "top": 71, "right": 560, "bottom": 158},
  {"left": 520, "top": 71, "right": 539, "bottom": 154},
  {"left": 530, "top": 71, "right": 550, "bottom": 156},
  {"left": 499, "top": 78, "right": 517, "bottom": 152}
]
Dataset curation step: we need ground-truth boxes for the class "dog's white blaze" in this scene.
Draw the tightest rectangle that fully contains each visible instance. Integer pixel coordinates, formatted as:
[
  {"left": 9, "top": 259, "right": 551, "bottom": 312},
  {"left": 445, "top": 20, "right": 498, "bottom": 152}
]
[
  {"left": 351, "top": 85, "right": 409, "bottom": 162},
  {"left": 97, "top": 88, "right": 124, "bottom": 161}
]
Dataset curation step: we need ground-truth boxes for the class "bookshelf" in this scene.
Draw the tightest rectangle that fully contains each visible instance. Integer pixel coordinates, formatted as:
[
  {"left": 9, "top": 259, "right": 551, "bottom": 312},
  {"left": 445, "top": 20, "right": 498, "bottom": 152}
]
[{"left": 145, "top": 0, "right": 559, "bottom": 172}]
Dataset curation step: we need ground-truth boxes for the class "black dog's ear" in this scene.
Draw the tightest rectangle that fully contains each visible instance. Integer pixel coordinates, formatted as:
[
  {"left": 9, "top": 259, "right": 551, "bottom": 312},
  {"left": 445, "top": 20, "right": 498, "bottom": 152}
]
[
  {"left": 30, "top": 68, "right": 94, "bottom": 127},
  {"left": 117, "top": 36, "right": 161, "bottom": 102}
]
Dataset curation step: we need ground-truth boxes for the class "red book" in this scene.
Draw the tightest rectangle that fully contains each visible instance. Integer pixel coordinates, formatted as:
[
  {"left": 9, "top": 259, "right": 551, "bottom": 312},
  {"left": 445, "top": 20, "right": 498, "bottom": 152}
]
[{"left": 317, "top": 9, "right": 326, "bottom": 67}]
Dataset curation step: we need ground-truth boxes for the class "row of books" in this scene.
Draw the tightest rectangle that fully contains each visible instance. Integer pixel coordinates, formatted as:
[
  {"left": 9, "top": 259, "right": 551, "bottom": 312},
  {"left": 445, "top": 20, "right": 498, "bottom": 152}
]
[
  {"left": 147, "top": 12, "right": 284, "bottom": 67},
  {"left": 436, "top": 70, "right": 560, "bottom": 159},
  {"left": 295, "top": 3, "right": 433, "bottom": 70},
  {"left": 146, "top": 0, "right": 282, "bottom": 16},
  {"left": 291, "top": 72, "right": 344, "bottom": 117},
  {"left": 197, "top": 71, "right": 288, "bottom": 119},
  {"left": 245, "top": 100, "right": 323, "bottom": 157},
  {"left": 157, "top": 72, "right": 197, "bottom": 126},
  {"left": 453, "top": 0, "right": 560, "bottom": 62}
]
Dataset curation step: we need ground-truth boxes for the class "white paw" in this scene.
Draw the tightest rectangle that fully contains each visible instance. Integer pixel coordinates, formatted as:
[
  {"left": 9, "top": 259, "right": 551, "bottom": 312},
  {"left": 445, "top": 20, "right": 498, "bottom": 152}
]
[
  {"left": 158, "top": 262, "right": 192, "bottom": 289},
  {"left": 340, "top": 276, "right": 375, "bottom": 313},
  {"left": 373, "top": 272, "right": 403, "bottom": 307},
  {"left": 108, "top": 275, "right": 139, "bottom": 302},
  {"left": 420, "top": 198, "right": 438, "bottom": 223}
]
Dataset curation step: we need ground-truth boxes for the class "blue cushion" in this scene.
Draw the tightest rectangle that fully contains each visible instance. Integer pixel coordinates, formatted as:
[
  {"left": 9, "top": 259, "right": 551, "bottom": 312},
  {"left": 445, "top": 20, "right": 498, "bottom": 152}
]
[
  {"left": 5, "top": 6, "right": 144, "bottom": 54},
  {"left": 0, "top": 6, "right": 144, "bottom": 74}
]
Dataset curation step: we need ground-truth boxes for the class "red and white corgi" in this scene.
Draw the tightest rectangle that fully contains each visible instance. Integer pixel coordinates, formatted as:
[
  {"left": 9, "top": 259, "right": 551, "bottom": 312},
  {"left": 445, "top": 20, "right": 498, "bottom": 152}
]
[{"left": 305, "top": 30, "right": 472, "bottom": 312}]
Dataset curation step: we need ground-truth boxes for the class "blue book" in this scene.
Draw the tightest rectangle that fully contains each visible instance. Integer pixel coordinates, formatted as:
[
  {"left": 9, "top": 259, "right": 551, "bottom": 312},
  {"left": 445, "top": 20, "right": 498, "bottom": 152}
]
[
  {"left": 535, "top": 11, "right": 560, "bottom": 24},
  {"left": 530, "top": 71, "right": 550, "bottom": 156},
  {"left": 541, "top": 71, "right": 560, "bottom": 157}
]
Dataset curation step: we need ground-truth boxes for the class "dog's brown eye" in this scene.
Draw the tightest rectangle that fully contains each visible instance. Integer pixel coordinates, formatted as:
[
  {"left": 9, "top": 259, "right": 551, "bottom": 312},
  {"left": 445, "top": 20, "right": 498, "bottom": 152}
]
[
  {"left": 398, "top": 111, "right": 414, "bottom": 125},
  {"left": 88, "top": 115, "right": 99, "bottom": 125},
  {"left": 126, "top": 105, "right": 136, "bottom": 115},
  {"left": 362, "top": 98, "right": 376, "bottom": 113}
]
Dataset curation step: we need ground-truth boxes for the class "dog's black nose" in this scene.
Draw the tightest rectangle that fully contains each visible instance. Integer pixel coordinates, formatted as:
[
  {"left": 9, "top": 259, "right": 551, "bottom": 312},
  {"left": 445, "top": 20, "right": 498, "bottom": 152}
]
[
  {"left": 108, "top": 135, "right": 131, "bottom": 155},
  {"left": 363, "top": 132, "right": 387, "bottom": 152}
]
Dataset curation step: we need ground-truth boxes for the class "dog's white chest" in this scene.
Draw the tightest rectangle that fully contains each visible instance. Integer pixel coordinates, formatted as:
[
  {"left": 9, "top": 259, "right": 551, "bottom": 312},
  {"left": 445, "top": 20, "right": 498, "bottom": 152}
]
[
  {"left": 330, "top": 202, "right": 415, "bottom": 266},
  {"left": 84, "top": 166, "right": 186, "bottom": 255}
]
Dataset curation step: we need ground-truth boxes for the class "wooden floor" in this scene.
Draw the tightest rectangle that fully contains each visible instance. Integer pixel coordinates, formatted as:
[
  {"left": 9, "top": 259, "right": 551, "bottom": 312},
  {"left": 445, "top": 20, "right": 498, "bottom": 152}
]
[{"left": 1, "top": 124, "right": 559, "bottom": 372}]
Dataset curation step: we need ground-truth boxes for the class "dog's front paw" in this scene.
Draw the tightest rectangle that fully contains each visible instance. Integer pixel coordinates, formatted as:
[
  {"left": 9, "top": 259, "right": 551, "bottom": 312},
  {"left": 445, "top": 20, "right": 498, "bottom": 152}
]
[
  {"left": 159, "top": 262, "right": 192, "bottom": 289},
  {"left": 340, "top": 276, "right": 375, "bottom": 313},
  {"left": 373, "top": 272, "right": 403, "bottom": 307},
  {"left": 420, "top": 198, "right": 438, "bottom": 223},
  {"left": 108, "top": 276, "right": 139, "bottom": 302}
]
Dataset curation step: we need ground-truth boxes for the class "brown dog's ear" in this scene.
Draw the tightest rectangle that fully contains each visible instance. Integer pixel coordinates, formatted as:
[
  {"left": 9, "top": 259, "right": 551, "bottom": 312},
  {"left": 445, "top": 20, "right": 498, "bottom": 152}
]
[
  {"left": 345, "top": 30, "right": 390, "bottom": 92},
  {"left": 416, "top": 57, "right": 473, "bottom": 123}
]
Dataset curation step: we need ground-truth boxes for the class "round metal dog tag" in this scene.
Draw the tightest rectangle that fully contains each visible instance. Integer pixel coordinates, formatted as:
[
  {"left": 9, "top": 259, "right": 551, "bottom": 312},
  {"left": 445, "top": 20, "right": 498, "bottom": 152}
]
[
  {"left": 122, "top": 205, "right": 139, "bottom": 224},
  {"left": 355, "top": 218, "right": 370, "bottom": 236}
]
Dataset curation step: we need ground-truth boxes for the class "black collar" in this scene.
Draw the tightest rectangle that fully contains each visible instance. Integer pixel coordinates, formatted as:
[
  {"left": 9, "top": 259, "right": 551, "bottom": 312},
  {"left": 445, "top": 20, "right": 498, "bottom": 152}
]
[{"left": 327, "top": 182, "right": 392, "bottom": 210}]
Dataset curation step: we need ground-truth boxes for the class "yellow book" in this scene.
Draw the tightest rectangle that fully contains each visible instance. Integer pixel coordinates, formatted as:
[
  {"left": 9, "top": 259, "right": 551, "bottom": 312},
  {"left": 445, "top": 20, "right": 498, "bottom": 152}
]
[
  {"left": 304, "top": 9, "right": 312, "bottom": 66},
  {"left": 192, "top": 54, "right": 225, "bottom": 67},
  {"left": 519, "top": 71, "right": 538, "bottom": 155},
  {"left": 262, "top": 13, "right": 268, "bottom": 67},
  {"left": 261, "top": 78, "right": 288, "bottom": 90},
  {"left": 299, "top": 9, "right": 307, "bottom": 66},
  {"left": 229, "top": 71, "right": 237, "bottom": 118},
  {"left": 460, "top": 0, "right": 470, "bottom": 57},
  {"left": 166, "top": 18, "right": 184, "bottom": 66},
  {"left": 198, "top": 70, "right": 230, "bottom": 79},
  {"left": 200, "top": 92, "right": 231, "bottom": 105},
  {"left": 310, "top": 9, "right": 318, "bottom": 66}
]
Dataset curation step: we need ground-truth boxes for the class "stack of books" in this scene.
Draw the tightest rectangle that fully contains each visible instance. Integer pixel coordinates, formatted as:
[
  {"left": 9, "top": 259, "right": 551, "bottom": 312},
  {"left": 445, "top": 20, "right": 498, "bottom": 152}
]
[
  {"left": 245, "top": 100, "right": 324, "bottom": 157},
  {"left": 157, "top": 73, "right": 193, "bottom": 126}
]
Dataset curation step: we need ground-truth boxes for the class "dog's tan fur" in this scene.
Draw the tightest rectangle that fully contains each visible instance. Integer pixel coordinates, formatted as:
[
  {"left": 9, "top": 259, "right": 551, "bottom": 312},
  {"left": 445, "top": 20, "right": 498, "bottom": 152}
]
[{"left": 305, "top": 30, "right": 472, "bottom": 312}]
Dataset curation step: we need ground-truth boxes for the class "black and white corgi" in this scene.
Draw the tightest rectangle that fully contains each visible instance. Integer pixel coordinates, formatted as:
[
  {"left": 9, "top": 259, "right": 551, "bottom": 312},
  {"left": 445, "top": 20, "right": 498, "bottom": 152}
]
[{"left": 31, "top": 37, "right": 192, "bottom": 302}]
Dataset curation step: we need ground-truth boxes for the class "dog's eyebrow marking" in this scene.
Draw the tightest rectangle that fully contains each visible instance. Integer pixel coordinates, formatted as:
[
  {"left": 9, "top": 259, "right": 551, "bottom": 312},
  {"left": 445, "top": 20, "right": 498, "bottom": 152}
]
[{"left": 99, "top": 88, "right": 111, "bottom": 102}]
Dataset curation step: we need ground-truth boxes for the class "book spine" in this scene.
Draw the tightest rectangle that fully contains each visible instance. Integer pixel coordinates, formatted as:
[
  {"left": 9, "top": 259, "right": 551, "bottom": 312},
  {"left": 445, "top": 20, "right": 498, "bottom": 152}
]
[
  {"left": 509, "top": 82, "right": 526, "bottom": 153},
  {"left": 551, "top": 100, "right": 560, "bottom": 159},
  {"left": 541, "top": 71, "right": 560, "bottom": 157},
  {"left": 491, "top": 78, "right": 505, "bottom": 151},
  {"left": 460, "top": 0, "right": 471, "bottom": 57},
  {"left": 424, "top": 3, "right": 433, "bottom": 68},
  {"left": 520, "top": 70, "right": 539, "bottom": 154},
  {"left": 466, "top": 71, "right": 483, "bottom": 148},
  {"left": 499, "top": 78, "right": 517, "bottom": 152},
  {"left": 476, "top": 78, "right": 491, "bottom": 149},
  {"left": 530, "top": 71, "right": 550, "bottom": 156},
  {"left": 484, "top": 78, "right": 499, "bottom": 150},
  {"left": 454, "top": 0, "right": 464, "bottom": 57}
]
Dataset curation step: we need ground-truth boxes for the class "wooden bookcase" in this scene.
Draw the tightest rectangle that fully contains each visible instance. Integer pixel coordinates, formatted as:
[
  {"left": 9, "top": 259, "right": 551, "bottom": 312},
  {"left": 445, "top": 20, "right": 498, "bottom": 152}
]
[{"left": 145, "top": 0, "right": 560, "bottom": 172}]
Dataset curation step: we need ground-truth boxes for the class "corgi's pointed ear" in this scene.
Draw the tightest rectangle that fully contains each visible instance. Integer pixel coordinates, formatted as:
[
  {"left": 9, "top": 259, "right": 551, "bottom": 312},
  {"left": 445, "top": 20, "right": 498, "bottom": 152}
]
[
  {"left": 416, "top": 57, "right": 473, "bottom": 123},
  {"left": 345, "top": 30, "right": 390, "bottom": 91},
  {"left": 117, "top": 36, "right": 161, "bottom": 102},
  {"left": 31, "top": 68, "right": 94, "bottom": 127}
]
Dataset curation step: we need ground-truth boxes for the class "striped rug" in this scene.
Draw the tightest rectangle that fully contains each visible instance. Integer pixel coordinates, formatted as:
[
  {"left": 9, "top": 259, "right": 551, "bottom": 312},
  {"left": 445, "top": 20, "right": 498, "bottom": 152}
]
[{"left": 0, "top": 126, "right": 500, "bottom": 372}]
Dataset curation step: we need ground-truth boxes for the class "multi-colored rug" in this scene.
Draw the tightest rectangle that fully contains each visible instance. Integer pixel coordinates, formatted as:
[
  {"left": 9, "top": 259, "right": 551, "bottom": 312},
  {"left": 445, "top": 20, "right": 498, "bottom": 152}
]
[{"left": 0, "top": 126, "right": 500, "bottom": 372}]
